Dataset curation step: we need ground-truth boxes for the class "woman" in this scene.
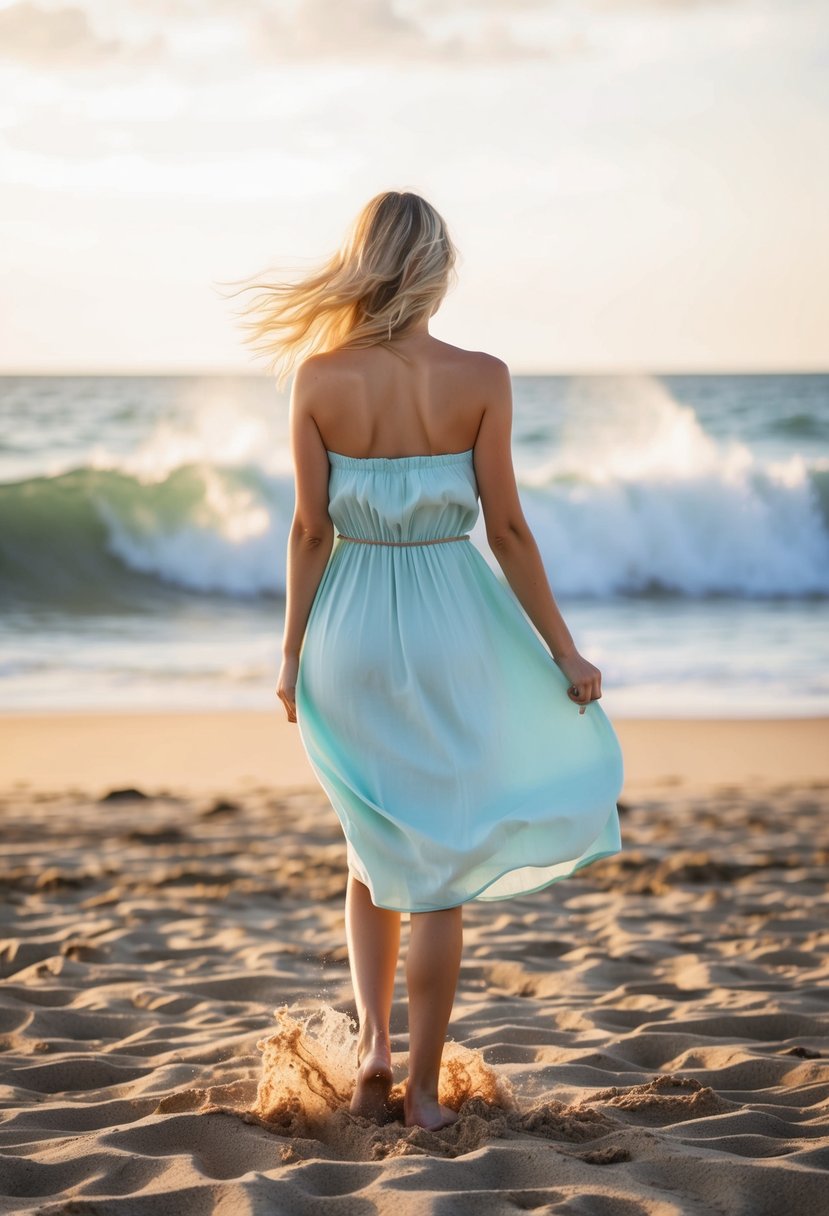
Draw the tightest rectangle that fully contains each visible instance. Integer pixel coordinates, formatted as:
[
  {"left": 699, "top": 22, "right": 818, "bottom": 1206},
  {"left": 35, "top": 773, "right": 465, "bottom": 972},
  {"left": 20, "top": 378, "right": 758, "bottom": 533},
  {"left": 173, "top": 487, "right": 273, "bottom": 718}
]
[{"left": 241, "top": 190, "right": 623, "bottom": 1133}]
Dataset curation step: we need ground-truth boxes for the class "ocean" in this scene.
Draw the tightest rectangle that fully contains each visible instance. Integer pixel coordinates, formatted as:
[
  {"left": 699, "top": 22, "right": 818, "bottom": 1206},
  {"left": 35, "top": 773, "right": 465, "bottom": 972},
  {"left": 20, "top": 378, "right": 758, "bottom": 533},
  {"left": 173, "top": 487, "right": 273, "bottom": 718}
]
[{"left": 1, "top": 371, "right": 827, "bottom": 717}]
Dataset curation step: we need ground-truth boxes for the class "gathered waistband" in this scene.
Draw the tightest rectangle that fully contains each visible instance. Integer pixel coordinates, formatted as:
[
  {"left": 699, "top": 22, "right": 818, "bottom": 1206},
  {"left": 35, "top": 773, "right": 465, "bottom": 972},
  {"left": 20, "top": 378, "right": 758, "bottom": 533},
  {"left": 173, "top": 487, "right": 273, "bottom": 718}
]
[{"left": 336, "top": 533, "right": 471, "bottom": 547}]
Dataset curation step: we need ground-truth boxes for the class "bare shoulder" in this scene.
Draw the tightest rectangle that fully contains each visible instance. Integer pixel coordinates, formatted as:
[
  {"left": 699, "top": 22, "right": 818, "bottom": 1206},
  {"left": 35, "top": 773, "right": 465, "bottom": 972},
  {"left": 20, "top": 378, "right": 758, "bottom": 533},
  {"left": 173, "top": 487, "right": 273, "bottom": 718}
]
[
  {"left": 433, "top": 341, "right": 511, "bottom": 401},
  {"left": 290, "top": 349, "right": 356, "bottom": 417},
  {"left": 462, "top": 348, "right": 512, "bottom": 410},
  {"left": 463, "top": 347, "right": 509, "bottom": 373},
  {"left": 292, "top": 349, "right": 349, "bottom": 392},
  {"left": 450, "top": 344, "right": 510, "bottom": 379},
  {"left": 436, "top": 339, "right": 508, "bottom": 373}
]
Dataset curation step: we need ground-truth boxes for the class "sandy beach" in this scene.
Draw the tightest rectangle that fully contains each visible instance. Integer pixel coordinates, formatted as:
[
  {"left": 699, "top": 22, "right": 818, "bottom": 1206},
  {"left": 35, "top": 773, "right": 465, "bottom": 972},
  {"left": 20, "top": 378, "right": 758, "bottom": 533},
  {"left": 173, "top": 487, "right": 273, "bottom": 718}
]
[{"left": 1, "top": 713, "right": 827, "bottom": 1214}]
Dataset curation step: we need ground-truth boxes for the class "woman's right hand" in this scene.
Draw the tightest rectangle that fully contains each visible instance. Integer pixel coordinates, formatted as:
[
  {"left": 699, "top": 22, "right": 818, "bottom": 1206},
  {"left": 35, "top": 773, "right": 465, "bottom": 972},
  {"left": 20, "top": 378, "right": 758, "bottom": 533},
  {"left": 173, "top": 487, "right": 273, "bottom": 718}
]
[{"left": 553, "top": 649, "right": 602, "bottom": 714}]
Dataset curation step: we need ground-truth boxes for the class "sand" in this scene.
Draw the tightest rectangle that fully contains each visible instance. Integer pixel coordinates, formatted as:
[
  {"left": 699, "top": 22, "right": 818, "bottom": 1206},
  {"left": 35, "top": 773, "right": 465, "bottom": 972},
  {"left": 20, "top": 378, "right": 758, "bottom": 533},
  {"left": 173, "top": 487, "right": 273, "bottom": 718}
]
[
  {"left": 0, "top": 713, "right": 827, "bottom": 1214},
  {"left": 2, "top": 710, "right": 828, "bottom": 796}
]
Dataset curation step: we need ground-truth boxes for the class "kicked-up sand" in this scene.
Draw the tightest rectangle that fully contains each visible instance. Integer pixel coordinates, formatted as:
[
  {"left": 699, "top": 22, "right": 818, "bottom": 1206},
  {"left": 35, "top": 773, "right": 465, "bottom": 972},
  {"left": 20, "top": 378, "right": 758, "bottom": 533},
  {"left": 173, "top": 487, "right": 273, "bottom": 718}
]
[{"left": 0, "top": 713, "right": 827, "bottom": 1214}]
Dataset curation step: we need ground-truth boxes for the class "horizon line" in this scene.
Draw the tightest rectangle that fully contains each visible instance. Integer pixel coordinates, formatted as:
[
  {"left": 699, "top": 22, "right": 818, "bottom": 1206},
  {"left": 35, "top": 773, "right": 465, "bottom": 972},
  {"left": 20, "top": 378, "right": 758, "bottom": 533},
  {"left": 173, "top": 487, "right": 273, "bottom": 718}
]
[{"left": 1, "top": 364, "right": 827, "bottom": 379}]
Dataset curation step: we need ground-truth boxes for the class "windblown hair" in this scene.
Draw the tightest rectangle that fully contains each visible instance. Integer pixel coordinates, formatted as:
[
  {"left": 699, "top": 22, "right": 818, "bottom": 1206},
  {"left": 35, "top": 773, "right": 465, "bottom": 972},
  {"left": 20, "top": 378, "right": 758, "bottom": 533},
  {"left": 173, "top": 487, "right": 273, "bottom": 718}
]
[{"left": 231, "top": 191, "right": 459, "bottom": 390}]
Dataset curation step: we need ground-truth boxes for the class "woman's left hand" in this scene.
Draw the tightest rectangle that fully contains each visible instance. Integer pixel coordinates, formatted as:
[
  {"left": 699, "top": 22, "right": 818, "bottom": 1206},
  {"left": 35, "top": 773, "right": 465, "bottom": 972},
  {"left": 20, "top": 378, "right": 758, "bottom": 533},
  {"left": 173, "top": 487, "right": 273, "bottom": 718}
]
[{"left": 277, "top": 654, "right": 299, "bottom": 723}]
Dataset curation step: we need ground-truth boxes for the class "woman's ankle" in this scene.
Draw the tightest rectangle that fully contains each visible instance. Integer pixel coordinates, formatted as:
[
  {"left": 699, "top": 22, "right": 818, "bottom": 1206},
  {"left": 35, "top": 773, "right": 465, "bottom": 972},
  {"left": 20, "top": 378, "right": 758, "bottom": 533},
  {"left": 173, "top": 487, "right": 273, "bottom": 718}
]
[
  {"left": 404, "top": 1079, "right": 440, "bottom": 1104},
  {"left": 357, "top": 1026, "right": 391, "bottom": 1058}
]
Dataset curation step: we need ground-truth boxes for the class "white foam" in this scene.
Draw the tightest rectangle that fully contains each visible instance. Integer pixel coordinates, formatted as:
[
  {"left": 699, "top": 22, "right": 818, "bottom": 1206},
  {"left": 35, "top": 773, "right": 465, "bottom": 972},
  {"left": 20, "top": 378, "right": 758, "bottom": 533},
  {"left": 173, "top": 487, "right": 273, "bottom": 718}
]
[
  {"left": 84, "top": 374, "right": 828, "bottom": 599},
  {"left": 516, "top": 376, "right": 829, "bottom": 597},
  {"left": 93, "top": 466, "right": 291, "bottom": 596}
]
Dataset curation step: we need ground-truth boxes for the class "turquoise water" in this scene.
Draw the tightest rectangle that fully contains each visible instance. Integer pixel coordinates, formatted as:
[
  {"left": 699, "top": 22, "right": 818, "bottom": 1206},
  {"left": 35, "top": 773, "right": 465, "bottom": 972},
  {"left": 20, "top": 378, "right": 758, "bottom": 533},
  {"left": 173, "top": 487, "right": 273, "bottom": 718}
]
[{"left": 1, "top": 371, "right": 827, "bottom": 716}]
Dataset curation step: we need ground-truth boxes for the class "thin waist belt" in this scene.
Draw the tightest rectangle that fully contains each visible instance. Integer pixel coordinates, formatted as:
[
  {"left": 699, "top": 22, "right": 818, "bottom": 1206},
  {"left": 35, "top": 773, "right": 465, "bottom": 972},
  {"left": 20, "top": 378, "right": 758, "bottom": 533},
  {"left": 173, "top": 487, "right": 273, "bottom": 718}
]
[{"left": 336, "top": 533, "right": 470, "bottom": 547}]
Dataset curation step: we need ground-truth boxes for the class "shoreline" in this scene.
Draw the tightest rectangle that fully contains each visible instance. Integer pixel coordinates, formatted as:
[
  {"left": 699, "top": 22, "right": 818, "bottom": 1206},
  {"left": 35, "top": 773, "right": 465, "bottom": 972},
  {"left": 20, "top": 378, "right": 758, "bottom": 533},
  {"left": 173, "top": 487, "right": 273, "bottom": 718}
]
[{"left": 2, "top": 710, "right": 827, "bottom": 797}]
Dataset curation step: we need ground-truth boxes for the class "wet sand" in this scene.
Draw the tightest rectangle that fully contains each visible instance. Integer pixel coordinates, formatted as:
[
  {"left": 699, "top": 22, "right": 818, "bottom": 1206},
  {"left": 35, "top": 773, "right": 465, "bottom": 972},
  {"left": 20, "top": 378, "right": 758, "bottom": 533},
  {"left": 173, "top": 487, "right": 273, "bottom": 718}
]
[{"left": 0, "top": 714, "right": 827, "bottom": 1214}]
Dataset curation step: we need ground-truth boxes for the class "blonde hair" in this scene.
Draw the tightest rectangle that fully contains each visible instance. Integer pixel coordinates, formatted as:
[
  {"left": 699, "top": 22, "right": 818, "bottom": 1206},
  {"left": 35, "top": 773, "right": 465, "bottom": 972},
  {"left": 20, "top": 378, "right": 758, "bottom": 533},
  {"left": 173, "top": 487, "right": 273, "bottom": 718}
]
[{"left": 231, "top": 191, "right": 459, "bottom": 390}]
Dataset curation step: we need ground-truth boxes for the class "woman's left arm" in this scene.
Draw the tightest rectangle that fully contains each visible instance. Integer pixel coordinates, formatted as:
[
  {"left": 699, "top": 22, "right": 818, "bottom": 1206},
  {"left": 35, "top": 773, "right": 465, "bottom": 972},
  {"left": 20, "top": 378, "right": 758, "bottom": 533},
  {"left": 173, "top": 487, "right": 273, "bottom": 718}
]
[{"left": 277, "top": 360, "right": 334, "bottom": 722}]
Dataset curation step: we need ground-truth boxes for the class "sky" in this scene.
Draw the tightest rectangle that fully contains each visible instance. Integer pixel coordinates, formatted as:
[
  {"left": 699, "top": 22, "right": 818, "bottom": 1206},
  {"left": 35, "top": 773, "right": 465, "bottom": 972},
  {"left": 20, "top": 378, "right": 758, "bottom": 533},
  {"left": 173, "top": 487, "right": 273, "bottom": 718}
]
[{"left": 0, "top": 0, "right": 827, "bottom": 374}]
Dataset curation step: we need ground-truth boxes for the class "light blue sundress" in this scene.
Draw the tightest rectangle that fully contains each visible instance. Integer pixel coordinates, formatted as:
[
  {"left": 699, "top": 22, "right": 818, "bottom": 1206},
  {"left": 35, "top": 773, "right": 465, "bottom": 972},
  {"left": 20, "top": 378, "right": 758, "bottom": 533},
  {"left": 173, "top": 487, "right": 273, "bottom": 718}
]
[{"left": 295, "top": 447, "right": 623, "bottom": 913}]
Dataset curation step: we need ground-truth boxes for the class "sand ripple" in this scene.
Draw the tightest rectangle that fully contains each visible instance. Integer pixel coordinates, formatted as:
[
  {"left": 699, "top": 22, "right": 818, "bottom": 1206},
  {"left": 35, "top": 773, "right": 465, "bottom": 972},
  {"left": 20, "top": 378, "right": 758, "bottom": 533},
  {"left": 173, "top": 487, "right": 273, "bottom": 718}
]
[{"left": 0, "top": 782, "right": 827, "bottom": 1213}]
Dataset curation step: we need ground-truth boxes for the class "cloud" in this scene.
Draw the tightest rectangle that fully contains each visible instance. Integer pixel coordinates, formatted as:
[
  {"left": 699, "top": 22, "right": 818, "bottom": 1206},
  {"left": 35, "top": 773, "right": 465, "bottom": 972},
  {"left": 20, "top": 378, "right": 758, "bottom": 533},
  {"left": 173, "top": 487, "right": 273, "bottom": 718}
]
[
  {"left": 0, "top": 0, "right": 585, "bottom": 71},
  {"left": 0, "top": 2, "right": 110, "bottom": 66},
  {"left": 0, "top": 1, "right": 162, "bottom": 68},
  {"left": 251, "top": 0, "right": 561, "bottom": 63},
  {"left": 1, "top": 0, "right": 804, "bottom": 79}
]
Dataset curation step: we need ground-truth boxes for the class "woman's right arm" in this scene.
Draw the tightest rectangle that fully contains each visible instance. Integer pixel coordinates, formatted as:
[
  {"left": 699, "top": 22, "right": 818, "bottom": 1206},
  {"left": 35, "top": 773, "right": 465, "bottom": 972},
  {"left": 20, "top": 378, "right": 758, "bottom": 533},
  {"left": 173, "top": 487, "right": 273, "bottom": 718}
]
[{"left": 473, "top": 357, "right": 602, "bottom": 711}]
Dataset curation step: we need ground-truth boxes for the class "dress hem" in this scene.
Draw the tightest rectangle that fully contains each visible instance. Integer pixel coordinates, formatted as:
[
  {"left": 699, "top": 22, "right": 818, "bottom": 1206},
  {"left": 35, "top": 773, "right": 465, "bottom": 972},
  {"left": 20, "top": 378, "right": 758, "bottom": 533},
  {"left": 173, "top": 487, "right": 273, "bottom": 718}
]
[{"left": 347, "top": 835, "right": 622, "bottom": 914}]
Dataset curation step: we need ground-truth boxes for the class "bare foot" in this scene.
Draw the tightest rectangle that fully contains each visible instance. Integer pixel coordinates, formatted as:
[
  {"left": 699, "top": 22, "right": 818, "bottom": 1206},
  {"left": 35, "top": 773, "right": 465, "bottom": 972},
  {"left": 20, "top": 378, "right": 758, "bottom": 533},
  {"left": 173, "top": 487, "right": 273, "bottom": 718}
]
[
  {"left": 404, "top": 1091, "right": 459, "bottom": 1131},
  {"left": 349, "top": 1045, "right": 394, "bottom": 1122}
]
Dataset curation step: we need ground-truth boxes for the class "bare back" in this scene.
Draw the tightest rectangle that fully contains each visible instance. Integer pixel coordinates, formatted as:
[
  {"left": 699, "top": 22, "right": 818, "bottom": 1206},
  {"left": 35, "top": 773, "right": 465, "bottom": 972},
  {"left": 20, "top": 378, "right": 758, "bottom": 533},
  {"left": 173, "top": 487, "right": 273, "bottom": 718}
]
[
  {"left": 304, "top": 336, "right": 495, "bottom": 459},
  {"left": 289, "top": 330, "right": 525, "bottom": 558}
]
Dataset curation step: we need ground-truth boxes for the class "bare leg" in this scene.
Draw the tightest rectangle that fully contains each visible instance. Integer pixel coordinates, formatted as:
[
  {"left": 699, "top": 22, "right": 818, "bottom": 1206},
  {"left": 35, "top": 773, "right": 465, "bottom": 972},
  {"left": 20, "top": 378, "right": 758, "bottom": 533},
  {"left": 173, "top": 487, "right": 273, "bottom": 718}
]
[
  {"left": 404, "top": 904, "right": 463, "bottom": 1130},
  {"left": 345, "top": 873, "right": 401, "bottom": 1119}
]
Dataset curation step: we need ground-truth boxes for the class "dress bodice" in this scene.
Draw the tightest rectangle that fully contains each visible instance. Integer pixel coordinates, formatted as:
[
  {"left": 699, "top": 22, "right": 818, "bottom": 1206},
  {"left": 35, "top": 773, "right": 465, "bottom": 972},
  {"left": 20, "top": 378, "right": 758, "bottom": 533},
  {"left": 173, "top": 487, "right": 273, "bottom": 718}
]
[{"left": 326, "top": 449, "right": 480, "bottom": 543}]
